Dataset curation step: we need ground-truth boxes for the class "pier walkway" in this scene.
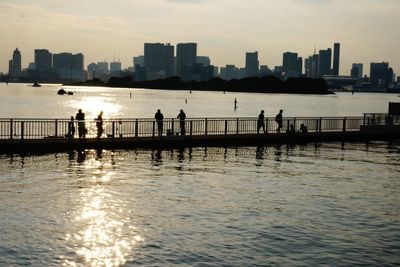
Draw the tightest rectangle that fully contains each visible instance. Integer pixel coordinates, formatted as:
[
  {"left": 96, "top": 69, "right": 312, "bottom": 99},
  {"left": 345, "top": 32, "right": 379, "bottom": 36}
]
[{"left": 1, "top": 114, "right": 399, "bottom": 153}]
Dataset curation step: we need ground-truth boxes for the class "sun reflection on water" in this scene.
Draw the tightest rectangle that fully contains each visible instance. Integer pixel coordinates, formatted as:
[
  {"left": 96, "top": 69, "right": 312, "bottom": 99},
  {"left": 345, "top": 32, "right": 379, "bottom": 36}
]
[
  {"left": 64, "top": 153, "right": 142, "bottom": 267},
  {"left": 68, "top": 96, "right": 123, "bottom": 119}
]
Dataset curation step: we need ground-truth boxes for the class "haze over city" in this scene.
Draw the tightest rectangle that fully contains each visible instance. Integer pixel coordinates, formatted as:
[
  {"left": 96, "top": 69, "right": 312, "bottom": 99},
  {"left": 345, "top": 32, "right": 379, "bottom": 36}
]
[{"left": 0, "top": 0, "right": 399, "bottom": 75}]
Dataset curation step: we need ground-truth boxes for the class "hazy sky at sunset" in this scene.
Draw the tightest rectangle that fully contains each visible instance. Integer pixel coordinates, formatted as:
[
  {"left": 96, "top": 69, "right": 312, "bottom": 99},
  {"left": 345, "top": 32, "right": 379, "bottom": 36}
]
[{"left": 0, "top": 0, "right": 399, "bottom": 75}]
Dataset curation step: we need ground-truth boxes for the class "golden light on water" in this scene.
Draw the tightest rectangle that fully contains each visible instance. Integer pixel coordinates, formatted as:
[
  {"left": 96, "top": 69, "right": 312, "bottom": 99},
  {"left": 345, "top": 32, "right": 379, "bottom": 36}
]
[
  {"left": 69, "top": 96, "right": 123, "bottom": 119},
  {"left": 64, "top": 154, "right": 143, "bottom": 267}
]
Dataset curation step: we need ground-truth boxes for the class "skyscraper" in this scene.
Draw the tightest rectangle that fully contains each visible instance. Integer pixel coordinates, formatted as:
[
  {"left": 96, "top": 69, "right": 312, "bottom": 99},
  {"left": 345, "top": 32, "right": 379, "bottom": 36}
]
[
  {"left": 110, "top": 61, "right": 122, "bottom": 72},
  {"left": 11, "top": 48, "right": 21, "bottom": 78},
  {"left": 34, "top": 49, "right": 52, "bottom": 71},
  {"left": 245, "top": 51, "right": 259, "bottom": 77},
  {"left": 282, "top": 52, "right": 302, "bottom": 74},
  {"left": 370, "top": 62, "right": 393, "bottom": 87},
  {"left": 351, "top": 63, "right": 363, "bottom": 79},
  {"left": 176, "top": 43, "right": 197, "bottom": 80},
  {"left": 318, "top": 48, "right": 332, "bottom": 77},
  {"left": 332, "top": 43, "right": 340, "bottom": 75},
  {"left": 144, "top": 43, "right": 174, "bottom": 80},
  {"left": 53, "top": 53, "right": 83, "bottom": 70}
]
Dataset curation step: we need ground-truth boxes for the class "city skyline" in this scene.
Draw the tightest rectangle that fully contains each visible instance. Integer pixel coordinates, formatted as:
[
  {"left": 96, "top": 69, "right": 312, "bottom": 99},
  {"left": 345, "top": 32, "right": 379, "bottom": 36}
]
[{"left": 0, "top": 0, "right": 399, "bottom": 75}]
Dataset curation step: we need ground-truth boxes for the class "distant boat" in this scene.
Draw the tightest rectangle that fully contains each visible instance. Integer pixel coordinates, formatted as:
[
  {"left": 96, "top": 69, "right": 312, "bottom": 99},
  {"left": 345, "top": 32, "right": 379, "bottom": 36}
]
[{"left": 32, "top": 82, "right": 41, "bottom": 87}]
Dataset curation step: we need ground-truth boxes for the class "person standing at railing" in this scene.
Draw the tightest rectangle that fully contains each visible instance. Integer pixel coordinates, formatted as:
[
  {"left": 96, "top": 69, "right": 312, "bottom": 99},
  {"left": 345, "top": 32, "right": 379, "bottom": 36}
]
[
  {"left": 96, "top": 111, "right": 104, "bottom": 138},
  {"left": 155, "top": 109, "right": 164, "bottom": 136},
  {"left": 66, "top": 116, "right": 75, "bottom": 138},
  {"left": 76, "top": 109, "right": 86, "bottom": 138},
  {"left": 177, "top": 109, "right": 186, "bottom": 136},
  {"left": 257, "top": 110, "right": 265, "bottom": 134},
  {"left": 275, "top": 109, "right": 283, "bottom": 133}
]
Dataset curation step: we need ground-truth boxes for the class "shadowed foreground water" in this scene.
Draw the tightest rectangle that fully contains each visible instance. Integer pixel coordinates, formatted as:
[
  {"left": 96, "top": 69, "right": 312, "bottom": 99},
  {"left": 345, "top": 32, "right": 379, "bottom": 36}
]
[{"left": 0, "top": 142, "right": 400, "bottom": 266}]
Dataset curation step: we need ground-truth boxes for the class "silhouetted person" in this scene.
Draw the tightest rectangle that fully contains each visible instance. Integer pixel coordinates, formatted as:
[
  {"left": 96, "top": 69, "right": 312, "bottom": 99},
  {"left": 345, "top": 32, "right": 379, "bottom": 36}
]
[
  {"left": 300, "top": 123, "right": 308, "bottom": 133},
  {"left": 75, "top": 109, "right": 86, "bottom": 138},
  {"left": 177, "top": 109, "right": 186, "bottom": 135},
  {"left": 67, "top": 116, "right": 75, "bottom": 138},
  {"left": 257, "top": 110, "right": 265, "bottom": 134},
  {"left": 155, "top": 109, "right": 164, "bottom": 136},
  {"left": 96, "top": 111, "right": 104, "bottom": 138},
  {"left": 275, "top": 109, "right": 283, "bottom": 133},
  {"left": 234, "top": 98, "right": 238, "bottom": 110}
]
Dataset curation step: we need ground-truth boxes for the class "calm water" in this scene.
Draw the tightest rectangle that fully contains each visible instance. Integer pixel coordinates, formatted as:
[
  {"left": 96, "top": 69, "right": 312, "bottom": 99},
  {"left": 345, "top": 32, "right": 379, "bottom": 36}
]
[{"left": 1, "top": 83, "right": 400, "bottom": 266}]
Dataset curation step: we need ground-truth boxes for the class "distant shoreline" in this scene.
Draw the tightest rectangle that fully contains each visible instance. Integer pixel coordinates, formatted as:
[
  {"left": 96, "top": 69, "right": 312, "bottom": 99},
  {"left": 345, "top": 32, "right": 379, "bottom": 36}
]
[{"left": 69, "top": 76, "right": 334, "bottom": 95}]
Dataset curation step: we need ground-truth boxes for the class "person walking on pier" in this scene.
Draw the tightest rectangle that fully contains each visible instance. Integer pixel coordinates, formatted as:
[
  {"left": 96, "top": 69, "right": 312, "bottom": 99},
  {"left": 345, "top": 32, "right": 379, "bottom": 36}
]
[
  {"left": 275, "top": 109, "right": 283, "bottom": 133},
  {"left": 96, "top": 111, "right": 104, "bottom": 138},
  {"left": 76, "top": 109, "right": 86, "bottom": 138},
  {"left": 257, "top": 110, "right": 265, "bottom": 134},
  {"left": 177, "top": 109, "right": 186, "bottom": 136},
  {"left": 155, "top": 109, "right": 164, "bottom": 136}
]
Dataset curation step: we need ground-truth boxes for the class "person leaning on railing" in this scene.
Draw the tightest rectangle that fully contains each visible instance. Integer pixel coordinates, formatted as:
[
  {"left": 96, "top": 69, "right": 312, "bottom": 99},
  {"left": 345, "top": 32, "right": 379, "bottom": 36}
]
[{"left": 75, "top": 109, "right": 86, "bottom": 138}]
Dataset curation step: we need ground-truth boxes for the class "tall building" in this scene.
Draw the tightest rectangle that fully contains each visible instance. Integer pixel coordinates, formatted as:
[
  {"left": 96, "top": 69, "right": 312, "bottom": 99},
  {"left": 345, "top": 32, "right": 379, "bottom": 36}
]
[
  {"left": 196, "top": 56, "right": 210, "bottom": 66},
  {"left": 133, "top": 56, "right": 145, "bottom": 68},
  {"left": 245, "top": 51, "right": 259, "bottom": 77},
  {"left": 332, "top": 43, "right": 340, "bottom": 75},
  {"left": 53, "top": 52, "right": 85, "bottom": 81},
  {"left": 351, "top": 63, "right": 363, "bottom": 79},
  {"left": 176, "top": 43, "right": 197, "bottom": 80},
  {"left": 53, "top": 53, "right": 83, "bottom": 70},
  {"left": 11, "top": 48, "right": 21, "bottom": 78},
  {"left": 97, "top": 62, "right": 109, "bottom": 74},
  {"left": 34, "top": 49, "right": 52, "bottom": 71},
  {"left": 318, "top": 48, "right": 332, "bottom": 77},
  {"left": 144, "top": 43, "right": 174, "bottom": 80},
  {"left": 305, "top": 54, "right": 319, "bottom": 78},
  {"left": 282, "top": 52, "right": 302, "bottom": 78},
  {"left": 370, "top": 62, "right": 393, "bottom": 87},
  {"left": 110, "top": 61, "right": 122, "bottom": 72}
]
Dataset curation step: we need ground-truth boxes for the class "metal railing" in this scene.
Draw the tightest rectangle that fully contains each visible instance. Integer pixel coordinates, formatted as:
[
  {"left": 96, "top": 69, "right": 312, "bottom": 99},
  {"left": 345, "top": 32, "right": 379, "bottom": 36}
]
[
  {"left": 363, "top": 113, "right": 400, "bottom": 127},
  {"left": 0, "top": 116, "right": 370, "bottom": 140}
]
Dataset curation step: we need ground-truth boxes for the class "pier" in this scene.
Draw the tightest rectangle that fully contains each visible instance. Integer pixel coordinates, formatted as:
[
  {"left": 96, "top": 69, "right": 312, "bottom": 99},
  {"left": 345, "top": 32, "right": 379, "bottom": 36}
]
[{"left": 0, "top": 114, "right": 399, "bottom": 154}]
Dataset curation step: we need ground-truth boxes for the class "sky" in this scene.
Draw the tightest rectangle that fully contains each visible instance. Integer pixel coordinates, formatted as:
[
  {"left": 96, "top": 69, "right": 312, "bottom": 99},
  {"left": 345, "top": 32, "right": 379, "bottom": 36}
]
[{"left": 0, "top": 0, "right": 399, "bottom": 76}]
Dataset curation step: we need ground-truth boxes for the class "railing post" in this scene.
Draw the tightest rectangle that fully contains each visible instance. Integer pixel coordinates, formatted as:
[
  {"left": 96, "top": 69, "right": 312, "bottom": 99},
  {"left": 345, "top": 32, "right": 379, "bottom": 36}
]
[
  {"left": 152, "top": 121, "right": 155, "bottom": 137},
  {"left": 316, "top": 119, "right": 319, "bottom": 133},
  {"left": 112, "top": 121, "right": 115, "bottom": 138},
  {"left": 236, "top": 118, "right": 239, "bottom": 135},
  {"left": 293, "top": 118, "right": 296, "bottom": 130},
  {"left": 287, "top": 119, "right": 290, "bottom": 132},
  {"left": 343, "top": 117, "right": 347, "bottom": 132},
  {"left": 135, "top": 119, "right": 138, "bottom": 137},
  {"left": 319, "top": 117, "right": 322, "bottom": 132},
  {"left": 224, "top": 120, "right": 228, "bottom": 135},
  {"left": 205, "top": 118, "right": 208, "bottom": 135},
  {"left": 363, "top": 114, "right": 366, "bottom": 126},
  {"left": 10, "top": 119, "right": 13, "bottom": 139},
  {"left": 21, "top": 121, "right": 24, "bottom": 140},
  {"left": 171, "top": 119, "right": 174, "bottom": 135},
  {"left": 265, "top": 118, "right": 268, "bottom": 133},
  {"left": 190, "top": 120, "right": 193, "bottom": 136},
  {"left": 55, "top": 119, "right": 58, "bottom": 137}
]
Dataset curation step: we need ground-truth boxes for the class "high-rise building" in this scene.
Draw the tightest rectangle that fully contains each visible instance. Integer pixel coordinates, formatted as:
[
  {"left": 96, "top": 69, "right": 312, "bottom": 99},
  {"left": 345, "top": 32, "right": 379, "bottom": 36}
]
[
  {"left": 176, "top": 43, "right": 197, "bottom": 80},
  {"left": 282, "top": 52, "right": 302, "bottom": 77},
  {"left": 133, "top": 56, "right": 145, "bottom": 68},
  {"left": 11, "top": 48, "right": 21, "bottom": 78},
  {"left": 305, "top": 54, "right": 319, "bottom": 78},
  {"left": 370, "top": 62, "right": 393, "bottom": 86},
  {"left": 34, "top": 49, "right": 52, "bottom": 71},
  {"left": 318, "top": 48, "right": 332, "bottom": 77},
  {"left": 196, "top": 56, "right": 210, "bottom": 66},
  {"left": 332, "top": 43, "right": 340, "bottom": 75},
  {"left": 144, "top": 43, "right": 174, "bottom": 80},
  {"left": 110, "top": 61, "right": 122, "bottom": 72},
  {"left": 52, "top": 52, "right": 85, "bottom": 81},
  {"left": 351, "top": 63, "right": 363, "bottom": 79},
  {"left": 53, "top": 53, "right": 83, "bottom": 70},
  {"left": 96, "top": 62, "right": 109, "bottom": 74},
  {"left": 245, "top": 51, "right": 259, "bottom": 77}
]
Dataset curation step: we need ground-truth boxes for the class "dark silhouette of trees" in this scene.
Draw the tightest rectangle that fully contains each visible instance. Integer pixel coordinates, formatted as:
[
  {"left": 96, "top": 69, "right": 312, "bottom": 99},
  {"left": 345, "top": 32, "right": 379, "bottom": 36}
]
[{"left": 75, "top": 75, "right": 331, "bottom": 94}]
